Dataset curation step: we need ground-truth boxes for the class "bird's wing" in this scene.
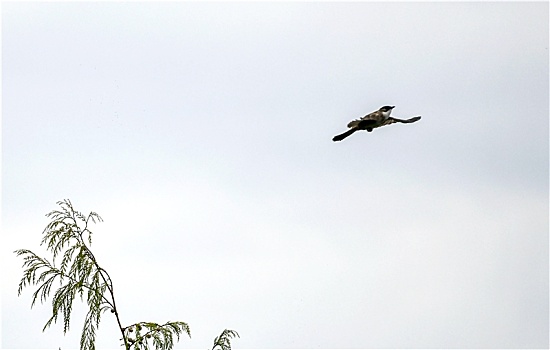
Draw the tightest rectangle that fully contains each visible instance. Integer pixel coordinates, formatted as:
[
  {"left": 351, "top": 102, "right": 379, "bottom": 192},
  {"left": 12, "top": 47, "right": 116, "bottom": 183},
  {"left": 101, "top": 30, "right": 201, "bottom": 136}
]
[
  {"left": 379, "top": 116, "right": 421, "bottom": 128},
  {"left": 377, "top": 118, "right": 398, "bottom": 128}
]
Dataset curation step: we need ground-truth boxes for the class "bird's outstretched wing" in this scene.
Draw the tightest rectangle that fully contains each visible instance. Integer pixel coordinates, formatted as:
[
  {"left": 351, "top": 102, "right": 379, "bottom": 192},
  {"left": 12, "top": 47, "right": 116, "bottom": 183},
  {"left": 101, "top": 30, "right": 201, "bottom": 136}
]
[{"left": 378, "top": 116, "right": 421, "bottom": 128}]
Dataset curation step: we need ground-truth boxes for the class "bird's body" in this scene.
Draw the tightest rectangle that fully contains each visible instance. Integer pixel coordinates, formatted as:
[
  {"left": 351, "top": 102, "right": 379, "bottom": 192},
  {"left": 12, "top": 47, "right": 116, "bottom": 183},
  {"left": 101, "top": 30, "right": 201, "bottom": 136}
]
[{"left": 332, "top": 105, "right": 421, "bottom": 142}]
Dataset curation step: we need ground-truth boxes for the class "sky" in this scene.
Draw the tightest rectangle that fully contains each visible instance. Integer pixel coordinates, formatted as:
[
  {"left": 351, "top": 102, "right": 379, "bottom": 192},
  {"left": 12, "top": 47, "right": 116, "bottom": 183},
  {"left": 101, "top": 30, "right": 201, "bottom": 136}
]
[{"left": 2, "top": 1, "right": 548, "bottom": 349}]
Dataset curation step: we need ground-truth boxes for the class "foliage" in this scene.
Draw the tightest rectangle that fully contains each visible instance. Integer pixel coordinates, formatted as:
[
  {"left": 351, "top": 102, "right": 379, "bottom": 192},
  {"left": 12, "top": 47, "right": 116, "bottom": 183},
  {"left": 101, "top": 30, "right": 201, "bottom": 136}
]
[
  {"left": 122, "top": 321, "right": 191, "bottom": 350},
  {"left": 212, "top": 329, "right": 240, "bottom": 350},
  {"left": 15, "top": 199, "right": 238, "bottom": 350}
]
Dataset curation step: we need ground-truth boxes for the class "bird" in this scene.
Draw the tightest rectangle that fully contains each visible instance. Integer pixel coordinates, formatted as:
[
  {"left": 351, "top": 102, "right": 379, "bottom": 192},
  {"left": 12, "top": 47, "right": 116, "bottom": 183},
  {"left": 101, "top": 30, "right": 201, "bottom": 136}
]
[{"left": 332, "top": 106, "right": 421, "bottom": 142}]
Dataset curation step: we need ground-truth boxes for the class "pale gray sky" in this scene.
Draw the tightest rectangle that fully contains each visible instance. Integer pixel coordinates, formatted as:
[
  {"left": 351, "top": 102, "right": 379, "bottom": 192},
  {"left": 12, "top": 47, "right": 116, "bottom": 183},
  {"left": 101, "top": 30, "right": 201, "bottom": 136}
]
[{"left": 2, "top": 2, "right": 548, "bottom": 349}]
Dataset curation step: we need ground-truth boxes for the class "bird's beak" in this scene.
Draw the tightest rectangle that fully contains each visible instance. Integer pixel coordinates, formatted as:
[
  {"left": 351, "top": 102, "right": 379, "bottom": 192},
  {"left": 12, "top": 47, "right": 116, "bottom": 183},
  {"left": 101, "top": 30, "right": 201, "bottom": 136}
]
[{"left": 390, "top": 106, "right": 395, "bottom": 109}]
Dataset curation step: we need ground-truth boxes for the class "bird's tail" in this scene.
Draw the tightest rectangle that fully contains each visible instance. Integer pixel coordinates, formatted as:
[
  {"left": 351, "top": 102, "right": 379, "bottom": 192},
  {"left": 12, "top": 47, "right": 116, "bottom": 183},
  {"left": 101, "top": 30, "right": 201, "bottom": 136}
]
[{"left": 332, "top": 128, "right": 357, "bottom": 142}]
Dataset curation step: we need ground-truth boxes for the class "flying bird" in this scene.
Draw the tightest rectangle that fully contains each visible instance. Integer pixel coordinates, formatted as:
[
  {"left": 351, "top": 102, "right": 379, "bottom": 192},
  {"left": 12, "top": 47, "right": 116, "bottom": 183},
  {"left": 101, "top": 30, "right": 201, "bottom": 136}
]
[{"left": 332, "top": 106, "right": 421, "bottom": 142}]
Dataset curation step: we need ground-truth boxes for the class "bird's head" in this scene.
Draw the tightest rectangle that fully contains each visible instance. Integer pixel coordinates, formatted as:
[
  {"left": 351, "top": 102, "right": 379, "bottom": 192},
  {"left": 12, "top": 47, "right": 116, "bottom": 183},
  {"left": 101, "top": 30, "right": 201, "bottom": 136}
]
[{"left": 379, "top": 105, "right": 395, "bottom": 117}]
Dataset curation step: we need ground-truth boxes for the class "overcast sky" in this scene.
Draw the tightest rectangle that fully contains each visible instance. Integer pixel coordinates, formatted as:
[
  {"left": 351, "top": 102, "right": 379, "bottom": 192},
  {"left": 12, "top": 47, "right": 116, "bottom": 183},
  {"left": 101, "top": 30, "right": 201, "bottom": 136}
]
[{"left": 2, "top": 2, "right": 548, "bottom": 349}]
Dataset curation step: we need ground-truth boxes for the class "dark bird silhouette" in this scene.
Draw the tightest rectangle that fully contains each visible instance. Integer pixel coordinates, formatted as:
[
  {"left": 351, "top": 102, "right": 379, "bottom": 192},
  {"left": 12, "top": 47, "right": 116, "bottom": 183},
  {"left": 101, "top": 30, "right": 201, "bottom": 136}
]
[{"left": 332, "top": 106, "right": 421, "bottom": 142}]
